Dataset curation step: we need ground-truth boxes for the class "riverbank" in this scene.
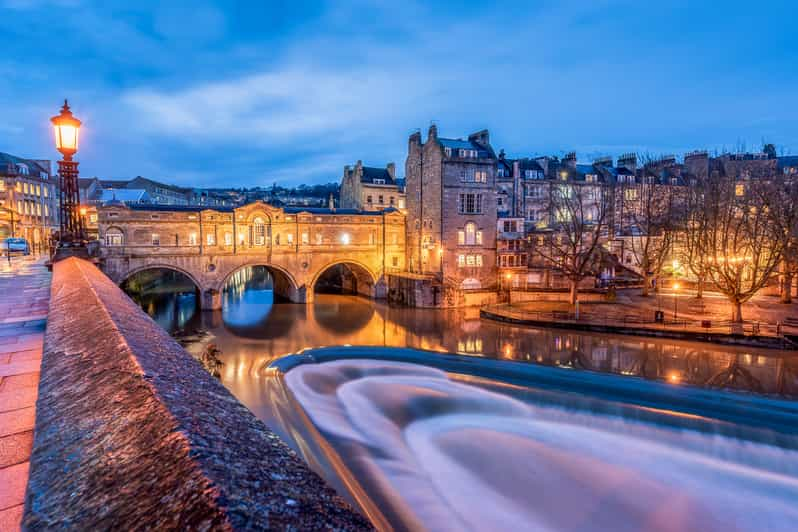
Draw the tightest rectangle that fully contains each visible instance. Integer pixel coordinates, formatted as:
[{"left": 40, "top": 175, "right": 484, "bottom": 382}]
[{"left": 482, "top": 301, "right": 798, "bottom": 350}]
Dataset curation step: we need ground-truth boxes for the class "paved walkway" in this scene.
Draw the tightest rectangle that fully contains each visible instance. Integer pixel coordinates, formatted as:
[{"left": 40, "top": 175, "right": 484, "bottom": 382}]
[{"left": 0, "top": 256, "right": 50, "bottom": 531}]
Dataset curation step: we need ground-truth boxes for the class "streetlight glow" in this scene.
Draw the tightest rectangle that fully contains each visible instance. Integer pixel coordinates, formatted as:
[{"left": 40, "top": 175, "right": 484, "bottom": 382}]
[{"left": 51, "top": 100, "right": 81, "bottom": 157}]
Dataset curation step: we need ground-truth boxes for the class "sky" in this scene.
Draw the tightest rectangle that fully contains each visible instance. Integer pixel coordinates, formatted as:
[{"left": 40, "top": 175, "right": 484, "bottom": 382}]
[{"left": 2, "top": 0, "right": 797, "bottom": 187}]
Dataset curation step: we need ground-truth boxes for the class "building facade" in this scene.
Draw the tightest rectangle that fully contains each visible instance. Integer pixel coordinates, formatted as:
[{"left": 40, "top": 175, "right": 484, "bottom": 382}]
[
  {"left": 404, "top": 125, "right": 499, "bottom": 302},
  {"left": 340, "top": 161, "right": 406, "bottom": 212},
  {"left": 0, "top": 152, "right": 58, "bottom": 249}
]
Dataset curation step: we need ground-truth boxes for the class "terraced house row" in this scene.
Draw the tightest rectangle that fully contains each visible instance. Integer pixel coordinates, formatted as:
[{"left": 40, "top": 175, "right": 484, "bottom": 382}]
[{"left": 391, "top": 125, "right": 798, "bottom": 303}]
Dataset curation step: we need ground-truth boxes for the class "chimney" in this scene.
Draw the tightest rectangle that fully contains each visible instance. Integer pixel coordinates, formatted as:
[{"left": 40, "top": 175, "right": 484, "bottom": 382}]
[
  {"left": 386, "top": 162, "right": 396, "bottom": 180},
  {"left": 468, "top": 129, "right": 490, "bottom": 147},
  {"left": 618, "top": 153, "right": 637, "bottom": 172},
  {"left": 513, "top": 160, "right": 520, "bottom": 179},
  {"left": 409, "top": 129, "right": 422, "bottom": 148},
  {"left": 563, "top": 152, "right": 577, "bottom": 169},
  {"left": 498, "top": 149, "right": 505, "bottom": 161},
  {"left": 329, "top": 193, "right": 335, "bottom": 211},
  {"left": 428, "top": 123, "right": 438, "bottom": 141}
]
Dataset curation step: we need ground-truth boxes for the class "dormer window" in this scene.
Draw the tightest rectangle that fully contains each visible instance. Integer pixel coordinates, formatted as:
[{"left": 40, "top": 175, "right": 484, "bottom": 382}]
[
  {"left": 586, "top": 174, "right": 597, "bottom": 183},
  {"left": 444, "top": 147, "right": 452, "bottom": 157},
  {"left": 373, "top": 178, "right": 385, "bottom": 185},
  {"left": 497, "top": 167, "right": 505, "bottom": 177}
]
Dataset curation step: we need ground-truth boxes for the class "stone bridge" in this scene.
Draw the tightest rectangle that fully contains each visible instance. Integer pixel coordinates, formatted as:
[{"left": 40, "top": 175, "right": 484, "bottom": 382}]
[{"left": 97, "top": 201, "right": 406, "bottom": 309}]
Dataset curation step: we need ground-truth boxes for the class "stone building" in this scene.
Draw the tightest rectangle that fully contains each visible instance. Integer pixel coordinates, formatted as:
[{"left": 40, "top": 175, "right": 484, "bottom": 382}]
[
  {"left": 0, "top": 152, "right": 58, "bottom": 249},
  {"left": 402, "top": 125, "right": 498, "bottom": 305},
  {"left": 339, "top": 160, "right": 405, "bottom": 212}
]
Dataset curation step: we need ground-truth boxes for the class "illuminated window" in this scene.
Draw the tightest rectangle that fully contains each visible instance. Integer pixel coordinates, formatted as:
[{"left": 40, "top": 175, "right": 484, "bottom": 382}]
[
  {"left": 224, "top": 232, "right": 233, "bottom": 246},
  {"left": 253, "top": 217, "right": 266, "bottom": 245},
  {"left": 465, "top": 222, "right": 477, "bottom": 245},
  {"left": 458, "top": 230, "right": 465, "bottom": 245},
  {"left": 301, "top": 232, "right": 309, "bottom": 245},
  {"left": 398, "top": 198, "right": 405, "bottom": 209},
  {"left": 287, "top": 233, "right": 294, "bottom": 245},
  {"left": 206, "top": 233, "right": 215, "bottom": 246},
  {"left": 340, "top": 233, "right": 351, "bottom": 245},
  {"left": 151, "top": 234, "right": 160, "bottom": 246},
  {"left": 316, "top": 233, "right": 323, "bottom": 245},
  {"left": 89, "top": 213, "right": 97, "bottom": 223},
  {"left": 188, "top": 233, "right": 197, "bottom": 245},
  {"left": 105, "top": 228, "right": 123, "bottom": 246},
  {"left": 624, "top": 188, "right": 638, "bottom": 200},
  {"left": 457, "top": 254, "right": 466, "bottom": 267},
  {"left": 735, "top": 183, "right": 745, "bottom": 196}
]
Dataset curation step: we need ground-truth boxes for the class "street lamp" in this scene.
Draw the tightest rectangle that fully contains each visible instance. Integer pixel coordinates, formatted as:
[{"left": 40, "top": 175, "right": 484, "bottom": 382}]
[{"left": 51, "top": 99, "right": 85, "bottom": 253}]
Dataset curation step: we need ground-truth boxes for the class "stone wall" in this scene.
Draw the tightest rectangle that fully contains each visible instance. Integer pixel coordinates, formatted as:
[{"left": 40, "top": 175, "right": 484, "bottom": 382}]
[{"left": 24, "top": 257, "right": 372, "bottom": 530}]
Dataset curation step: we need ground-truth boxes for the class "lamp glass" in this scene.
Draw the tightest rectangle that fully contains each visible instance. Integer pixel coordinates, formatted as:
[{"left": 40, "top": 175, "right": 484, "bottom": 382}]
[{"left": 54, "top": 124, "right": 79, "bottom": 153}]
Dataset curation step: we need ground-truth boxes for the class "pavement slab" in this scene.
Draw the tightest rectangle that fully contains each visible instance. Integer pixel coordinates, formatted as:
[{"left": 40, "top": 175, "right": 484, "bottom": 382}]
[{"left": 0, "top": 256, "right": 50, "bottom": 531}]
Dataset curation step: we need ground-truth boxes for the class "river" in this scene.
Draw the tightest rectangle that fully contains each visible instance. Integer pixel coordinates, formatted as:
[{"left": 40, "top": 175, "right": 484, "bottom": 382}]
[{"left": 126, "top": 266, "right": 798, "bottom": 421}]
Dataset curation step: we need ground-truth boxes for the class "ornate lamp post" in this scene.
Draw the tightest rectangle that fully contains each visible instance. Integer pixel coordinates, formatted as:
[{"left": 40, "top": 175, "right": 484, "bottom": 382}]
[{"left": 51, "top": 100, "right": 85, "bottom": 256}]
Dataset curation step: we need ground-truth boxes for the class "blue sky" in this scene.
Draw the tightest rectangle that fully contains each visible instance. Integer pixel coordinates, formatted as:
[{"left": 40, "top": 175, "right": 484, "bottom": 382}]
[{"left": 2, "top": 0, "right": 796, "bottom": 187}]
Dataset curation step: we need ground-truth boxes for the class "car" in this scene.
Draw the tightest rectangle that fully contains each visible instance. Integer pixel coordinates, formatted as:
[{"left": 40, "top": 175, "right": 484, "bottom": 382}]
[{"left": 3, "top": 238, "right": 30, "bottom": 255}]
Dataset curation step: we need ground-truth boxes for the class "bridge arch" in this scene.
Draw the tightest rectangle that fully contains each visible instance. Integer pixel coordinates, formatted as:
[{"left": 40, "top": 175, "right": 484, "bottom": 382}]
[
  {"left": 217, "top": 262, "right": 304, "bottom": 306},
  {"left": 310, "top": 260, "right": 383, "bottom": 300},
  {"left": 120, "top": 264, "right": 204, "bottom": 295}
]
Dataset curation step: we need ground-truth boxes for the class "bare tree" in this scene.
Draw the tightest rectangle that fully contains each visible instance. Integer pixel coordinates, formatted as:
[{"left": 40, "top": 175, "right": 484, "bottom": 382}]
[
  {"left": 683, "top": 179, "right": 710, "bottom": 298},
  {"left": 621, "top": 176, "right": 683, "bottom": 296},
  {"left": 534, "top": 181, "right": 611, "bottom": 305},
  {"left": 694, "top": 172, "right": 785, "bottom": 322},
  {"left": 769, "top": 175, "right": 798, "bottom": 303}
]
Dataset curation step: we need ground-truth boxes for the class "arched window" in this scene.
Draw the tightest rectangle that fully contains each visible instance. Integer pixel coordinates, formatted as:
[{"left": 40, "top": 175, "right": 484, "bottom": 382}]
[
  {"left": 464, "top": 222, "right": 480, "bottom": 246},
  {"left": 253, "top": 217, "right": 266, "bottom": 246},
  {"left": 105, "top": 227, "right": 124, "bottom": 246},
  {"left": 462, "top": 278, "right": 482, "bottom": 290}
]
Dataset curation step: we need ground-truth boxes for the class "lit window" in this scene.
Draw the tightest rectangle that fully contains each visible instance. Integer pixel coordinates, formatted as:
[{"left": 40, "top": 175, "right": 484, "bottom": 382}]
[
  {"left": 458, "top": 230, "right": 465, "bottom": 245},
  {"left": 340, "top": 233, "right": 351, "bottom": 245},
  {"left": 225, "top": 232, "right": 233, "bottom": 246},
  {"left": 398, "top": 198, "right": 405, "bottom": 209},
  {"left": 457, "top": 254, "right": 466, "bottom": 267},
  {"left": 301, "top": 232, "right": 309, "bottom": 245},
  {"left": 465, "top": 222, "right": 477, "bottom": 245},
  {"left": 316, "top": 233, "right": 323, "bottom": 245},
  {"left": 206, "top": 233, "right": 215, "bottom": 246},
  {"left": 476, "top": 230, "right": 483, "bottom": 245},
  {"left": 624, "top": 188, "right": 638, "bottom": 200},
  {"left": 105, "top": 229, "right": 123, "bottom": 246},
  {"left": 151, "top": 234, "right": 160, "bottom": 246},
  {"left": 189, "top": 233, "right": 197, "bottom": 245},
  {"left": 735, "top": 183, "right": 745, "bottom": 196},
  {"left": 89, "top": 213, "right": 97, "bottom": 223},
  {"left": 253, "top": 217, "right": 266, "bottom": 245},
  {"left": 287, "top": 233, "right": 294, "bottom": 245}
]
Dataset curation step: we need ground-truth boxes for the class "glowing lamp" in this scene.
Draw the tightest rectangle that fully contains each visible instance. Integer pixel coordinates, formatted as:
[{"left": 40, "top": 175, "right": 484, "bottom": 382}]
[
  {"left": 673, "top": 282, "right": 681, "bottom": 291},
  {"left": 51, "top": 100, "right": 81, "bottom": 157},
  {"left": 79, "top": 207, "right": 87, "bottom": 216},
  {"left": 340, "top": 233, "right": 351, "bottom": 245}
]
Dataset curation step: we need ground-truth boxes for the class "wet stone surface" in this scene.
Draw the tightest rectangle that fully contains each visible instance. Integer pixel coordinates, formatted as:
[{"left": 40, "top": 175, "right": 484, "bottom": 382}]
[{"left": 24, "top": 258, "right": 372, "bottom": 531}]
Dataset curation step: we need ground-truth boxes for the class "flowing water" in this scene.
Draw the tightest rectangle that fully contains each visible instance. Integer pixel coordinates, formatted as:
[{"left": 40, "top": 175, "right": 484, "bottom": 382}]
[
  {"left": 126, "top": 267, "right": 798, "bottom": 531},
  {"left": 269, "top": 358, "right": 798, "bottom": 531}
]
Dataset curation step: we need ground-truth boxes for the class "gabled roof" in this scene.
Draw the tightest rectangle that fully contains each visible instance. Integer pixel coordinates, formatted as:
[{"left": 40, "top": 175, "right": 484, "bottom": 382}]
[
  {"left": 360, "top": 166, "right": 395, "bottom": 185},
  {"left": 0, "top": 152, "right": 49, "bottom": 176},
  {"left": 438, "top": 138, "right": 494, "bottom": 158},
  {"left": 99, "top": 189, "right": 149, "bottom": 203}
]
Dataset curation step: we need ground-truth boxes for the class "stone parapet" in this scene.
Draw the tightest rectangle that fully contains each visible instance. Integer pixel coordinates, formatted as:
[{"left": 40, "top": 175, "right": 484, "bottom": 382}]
[{"left": 24, "top": 257, "right": 371, "bottom": 530}]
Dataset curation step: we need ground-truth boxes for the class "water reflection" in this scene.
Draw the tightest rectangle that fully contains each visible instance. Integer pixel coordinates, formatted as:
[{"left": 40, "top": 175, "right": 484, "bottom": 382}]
[{"left": 124, "top": 267, "right": 798, "bottom": 403}]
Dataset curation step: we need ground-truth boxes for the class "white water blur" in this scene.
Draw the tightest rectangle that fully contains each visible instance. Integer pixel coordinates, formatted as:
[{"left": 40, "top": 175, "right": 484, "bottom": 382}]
[{"left": 285, "top": 360, "right": 798, "bottom": 532}]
